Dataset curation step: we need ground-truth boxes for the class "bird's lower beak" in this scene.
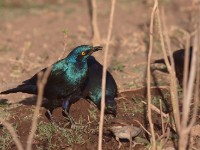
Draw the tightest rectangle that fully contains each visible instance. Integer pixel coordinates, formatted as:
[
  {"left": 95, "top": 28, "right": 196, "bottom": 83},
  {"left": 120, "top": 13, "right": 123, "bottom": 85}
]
[{"left": 89, "top": 46, "right": 103, "bottom": 55}]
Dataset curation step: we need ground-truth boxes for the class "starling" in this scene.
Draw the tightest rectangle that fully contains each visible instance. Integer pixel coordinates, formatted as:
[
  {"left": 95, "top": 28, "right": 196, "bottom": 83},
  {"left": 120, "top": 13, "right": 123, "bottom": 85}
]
[{"left": 1, "top": 45, "right": 102, "bottom": 124}]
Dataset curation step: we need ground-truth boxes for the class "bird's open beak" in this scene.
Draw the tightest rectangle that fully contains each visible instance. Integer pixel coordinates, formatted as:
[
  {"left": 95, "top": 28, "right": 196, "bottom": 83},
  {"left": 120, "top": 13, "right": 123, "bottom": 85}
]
[{"left": 89, "top": 46, "right": 103, "bottom": 55}]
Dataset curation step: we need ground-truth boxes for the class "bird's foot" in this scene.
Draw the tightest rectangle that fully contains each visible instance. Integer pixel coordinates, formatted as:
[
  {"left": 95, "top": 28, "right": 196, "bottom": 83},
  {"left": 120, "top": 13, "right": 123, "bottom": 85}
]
[
  {"left": 45, "top": 110, "right": 58, "bottom": 124},
  {"left": 129, "top": 139, "right": 132, "bottom": 150},
  {"left": 131, "top": 141, "right": 143, "bottom": 148},
  {"left": 62, "top": 110, "right": 76, "bottom": 129},
  {"left": 116, "top": 137, "right": 122, "bottom": 149}
]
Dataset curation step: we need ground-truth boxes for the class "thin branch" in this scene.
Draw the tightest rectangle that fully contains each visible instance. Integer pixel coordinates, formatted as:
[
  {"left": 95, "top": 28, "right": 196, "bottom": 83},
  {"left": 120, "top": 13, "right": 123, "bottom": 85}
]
[
  {"left": 179, "top": 5, "right": 200, "bottom": 150},
  {"left": 184, "top": 24, "right": 200, "bottom": 133},
  {"left": 0, "top": 118, "right": 24, "bottom": 150},
  {"left": 161, "top": 127, "right": 170, "bottom": 149},
  {"left": 119, "top": 85, "right": 169, "bottom": 93},
  {"left": 146, "top": 0, "right": 158, "bottom": 149},
  {"left": 182, "top": 32, "right": 191, "bottom": 130},
  {"left": 186, "top": 34, "right": 200, "bottom": 132},
  {"left": 158, "top": 7, "right": 181, "bottom": 132},
  {"left": 142, "top": 101, "right": 169, "bottom": 118},
  {"left": 159, "top": 99, "right": 165, "bottom": 135},
  {"left": 182, "top": 33, "right": 191, "bottom": 104},
  {"left": 133, "top": 119, "right": 151, "bottom": 136},
  {"left": 91, "top": 0, "right": 101, "bottom": 45},
  {"left": 183, "top": 25, "right": 199, "bottom": 129},
  {"left": 182, "top": 43, "right": 196, "bottom": 128},
  {"left": 26, "top": 67, "right": 51, "bottom": 150},
  {"left": 98, "top": 0, "right": 116, "bottom": 149}
]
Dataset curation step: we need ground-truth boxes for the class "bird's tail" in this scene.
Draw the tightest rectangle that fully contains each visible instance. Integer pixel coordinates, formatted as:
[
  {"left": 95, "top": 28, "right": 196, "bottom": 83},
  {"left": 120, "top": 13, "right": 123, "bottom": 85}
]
[
  {"left": 0, "top": 84, "right": 36, "bottom": 94},
  {"left": 153, "top": 58, "right": 165, "bottom": 64},
  {"left": 152, "top": 56, "right": 171, "bottom": 64}
]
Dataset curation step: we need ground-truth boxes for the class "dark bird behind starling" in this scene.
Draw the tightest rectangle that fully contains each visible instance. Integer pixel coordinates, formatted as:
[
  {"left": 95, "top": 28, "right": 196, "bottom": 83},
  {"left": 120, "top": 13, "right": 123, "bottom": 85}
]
[
  {"left": 153, "top": 47, "right": 193, "bottom": 86},
  {"left": 82, "top": 56, "right": 118, "bottom": 116}
]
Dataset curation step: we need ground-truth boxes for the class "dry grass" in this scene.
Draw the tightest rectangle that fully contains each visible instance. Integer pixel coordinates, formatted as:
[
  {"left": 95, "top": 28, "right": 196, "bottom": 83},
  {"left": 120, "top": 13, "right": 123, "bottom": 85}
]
[
  {"left": 26, "top": 68, "right": 51, "bottom": 150},
  {"left": 0, "top": 68, "right": 51, "bottom": 150},
  {"left": 98, "top": 0, "right": 116, "bottom": 149},
  {"left": 146, "top": 0, "right": 200, "bottom": 149},
  {"left": 147, "top": 0, "right": 158, "bottom": 149}
]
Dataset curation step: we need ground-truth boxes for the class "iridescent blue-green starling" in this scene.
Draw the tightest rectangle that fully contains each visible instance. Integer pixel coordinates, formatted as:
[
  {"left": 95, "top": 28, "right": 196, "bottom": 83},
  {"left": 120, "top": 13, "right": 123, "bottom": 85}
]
[
  {"left": 0, "top": 45, "right": 102, "bottom": 123},
  {"left": 153, "top": 47, "right": 192, "bottom": 86},
  {"left": 82, "top": 56, "right": 117, "bottom": 116}
]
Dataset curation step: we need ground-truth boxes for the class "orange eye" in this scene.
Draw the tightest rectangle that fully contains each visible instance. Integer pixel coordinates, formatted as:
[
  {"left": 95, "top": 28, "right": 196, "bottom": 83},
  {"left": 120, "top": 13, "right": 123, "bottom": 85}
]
[{"left": 81, "top": 52, "right": 86, "bottom": 56}]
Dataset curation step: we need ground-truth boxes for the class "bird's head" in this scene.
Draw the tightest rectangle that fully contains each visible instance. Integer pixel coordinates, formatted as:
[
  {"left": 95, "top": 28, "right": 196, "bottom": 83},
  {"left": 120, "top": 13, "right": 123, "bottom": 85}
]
[{"left": 67, "top": 45, "right": 102, "bottom": 62}]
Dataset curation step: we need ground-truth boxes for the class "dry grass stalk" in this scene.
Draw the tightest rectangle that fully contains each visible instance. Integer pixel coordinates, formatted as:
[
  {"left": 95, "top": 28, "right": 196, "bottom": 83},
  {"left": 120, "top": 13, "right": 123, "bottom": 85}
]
[
  {"left": 159, "top": 4, "right": 200, "bottom": 149},
  {"left": 146, "top": 0, "right": 158, "bottom": 149},
  {"left": 185, "top": 45, "right": 200, "bottom": 132},
  {"left": 159, "top": 127, "right": 170, "bottom": 149},
  {"left": 141, "top": 100, "right": 169, "bottom": 118},
  {"left": 156, "top": 7, "right": 181, "bottom": 133},
  {"left": 119, "top": 85, "right": 169, "bottom": 93},
  {"left": 179, "top": 19, "right": 200, "bottom": 149},
  {"left": 91, "top": 0, "right": 101, "bottom": 45},
  {"left": 133, "top": 119, "right": 151, "bottom": 136},
  {"left": 182, "top": 33, "right": 191, "bottom": 101},
  {"left": 98, "top": 0, "right": 116, "bottom": 149},
  {"left": 182, "top": 29, "right": 199, "bottom": 129},
  {"left": 159, "top": 99, "right": 165, "bottom": 135},
  {"left": 26, "top": 67, "right": 51, "bottom": 150},
  {"left": 181, "top": 36, "right": 193, "bottom": 129},
  {"left": 0, "top": 118, "right": 24, "bottom": 150}
]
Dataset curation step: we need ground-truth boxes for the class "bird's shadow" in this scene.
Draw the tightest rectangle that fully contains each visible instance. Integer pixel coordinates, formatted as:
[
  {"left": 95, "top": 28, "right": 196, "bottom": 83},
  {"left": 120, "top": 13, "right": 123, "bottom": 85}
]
[
  {"left": 18, "top": 96, "right": 50, "bottom": 108},
  {"left": 19, "top": 96, "right": 38, "bottom": 106},
  {"left": 0, "top": 99, "right": 10, "bottom": 106}
]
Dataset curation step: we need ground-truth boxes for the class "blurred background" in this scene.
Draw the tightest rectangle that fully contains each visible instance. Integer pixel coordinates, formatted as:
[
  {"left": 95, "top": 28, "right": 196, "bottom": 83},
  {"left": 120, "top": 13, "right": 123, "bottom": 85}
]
[{"left": 0, "top": 0, "right": 193, "bottom": 103}]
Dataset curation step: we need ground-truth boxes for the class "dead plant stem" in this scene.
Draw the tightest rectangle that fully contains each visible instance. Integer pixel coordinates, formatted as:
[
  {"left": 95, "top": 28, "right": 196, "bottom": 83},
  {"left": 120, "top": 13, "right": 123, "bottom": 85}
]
[
  {"left": 98, "top": 0, "right": 116, "bottom": 149},
  {"left": 147, "top": 0, "right": 158, "bottom": 149},
  {"left": 26, "top": 67, "right": 51, "bottom": 150},
  {"left": 157, "top": 7, "right": 180, "bottom": 132}
]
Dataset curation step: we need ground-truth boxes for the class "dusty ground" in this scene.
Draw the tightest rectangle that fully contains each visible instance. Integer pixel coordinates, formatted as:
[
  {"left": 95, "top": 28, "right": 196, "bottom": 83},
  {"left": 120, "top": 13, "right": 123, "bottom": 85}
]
[{"left": 0, "top": 0, "right": 199, "bottom": 149}]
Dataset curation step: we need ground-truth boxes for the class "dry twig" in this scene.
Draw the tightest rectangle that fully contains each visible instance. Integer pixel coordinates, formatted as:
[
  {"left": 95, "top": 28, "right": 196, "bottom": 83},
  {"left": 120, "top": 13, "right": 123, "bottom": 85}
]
[
  {"left": 98, "top": 0, "right": 116, "bottom": 149},
  {"left": 141, "top": 101, "right": 169, "bottom": 118},
  {"left": 133, "top": 119, "right": 151, "bottom": 136},
  {"left": 159, "top": 99, "right": 165, "bottom": 135},
  {"left": 91, "top": 0, "right": 101, "bottom": 45},
  {"left": 146, "top": 0, "right": 158, "bottom": 149},
  {"left": 26, "top": 67, "right": 51, "bottom": 150},
  {"left": 179, "top": 14, "right": 200, "bottom": 149},
  {"left": 158, "top": 8, "right": 181, "bottom": 133}
]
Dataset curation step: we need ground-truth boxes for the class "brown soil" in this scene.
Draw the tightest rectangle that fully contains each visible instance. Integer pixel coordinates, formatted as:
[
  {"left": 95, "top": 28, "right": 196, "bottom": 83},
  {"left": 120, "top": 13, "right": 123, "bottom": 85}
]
[{"left": 1, "top": 87, "right": 172, "bottom": 150}]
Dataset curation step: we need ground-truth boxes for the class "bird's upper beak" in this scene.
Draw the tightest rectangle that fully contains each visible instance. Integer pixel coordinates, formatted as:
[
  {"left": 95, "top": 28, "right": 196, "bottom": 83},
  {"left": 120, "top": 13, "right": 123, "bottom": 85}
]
[{"left": 89, "top": 46, "right": 103, "bottom": 55}]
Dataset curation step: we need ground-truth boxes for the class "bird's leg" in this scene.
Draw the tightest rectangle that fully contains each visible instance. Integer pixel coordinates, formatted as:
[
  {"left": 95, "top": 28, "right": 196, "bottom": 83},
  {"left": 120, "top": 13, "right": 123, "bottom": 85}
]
[
  {"left": 44, "top": 102, "right": 57, "bottom": 123},
  {"left": 62, "top": 99, "right": 75, "bottom": 127},
  {"left": 115, "top": 137, "right": 122, "bottom": 149},
  {"left": 129, "top": 137, "right": 132, "bottom": 150},
  {"left": 45, "top": 108, "right": 60, "bottom": 124},
  {"left": 46, "top": 109, "right": 54, "bottom": 121}
]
